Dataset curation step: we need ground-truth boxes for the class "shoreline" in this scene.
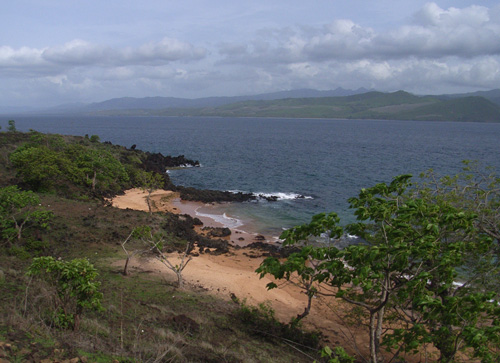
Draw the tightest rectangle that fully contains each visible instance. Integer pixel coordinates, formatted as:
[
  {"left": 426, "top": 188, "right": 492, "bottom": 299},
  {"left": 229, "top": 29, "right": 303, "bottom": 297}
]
[
  {"left": 110, "top": 188, "right": 277, "bottom": 247},
  {"left": 109, "top": 188, "right": 371, "bottom": 356}
]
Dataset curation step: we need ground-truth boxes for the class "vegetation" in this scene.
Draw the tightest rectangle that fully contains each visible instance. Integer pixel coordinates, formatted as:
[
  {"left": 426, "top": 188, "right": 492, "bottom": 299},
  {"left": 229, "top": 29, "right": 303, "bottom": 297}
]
[
  {"left": 257, "top": 167, "right": 500, "bottom": 362},
  {"left": 9, "top": 131, "right": 132, "bottom": 195},
  {"left": 27, "top": 256, "right": 103, "bottom": 330},
  {"left": 0, "top": 185, "right": 53, "bottom": 245},
  {"left": 87, "top": 91, "right": 500, "bottom": 122},
  {"left": 121, "top": 225, "right": 192, "bottom": 287},
  {"left": 2, "top": 124, "right": 498, "bottom": 362},
  {"left": 0, "top": 127, "right": 321, "bottom": 362}
]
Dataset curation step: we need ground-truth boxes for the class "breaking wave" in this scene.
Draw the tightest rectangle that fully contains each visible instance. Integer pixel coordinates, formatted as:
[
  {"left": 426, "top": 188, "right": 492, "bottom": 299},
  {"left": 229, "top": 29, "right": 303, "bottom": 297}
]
[{"left": 194, "top": 209, "right": 244, "bottom": 229}]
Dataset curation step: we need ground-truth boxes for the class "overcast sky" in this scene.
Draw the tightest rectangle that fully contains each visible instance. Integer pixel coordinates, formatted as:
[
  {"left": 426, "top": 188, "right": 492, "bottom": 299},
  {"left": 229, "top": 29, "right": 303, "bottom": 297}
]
[{"left": 1, "top": 1, "right": 500, "bottom": 108}]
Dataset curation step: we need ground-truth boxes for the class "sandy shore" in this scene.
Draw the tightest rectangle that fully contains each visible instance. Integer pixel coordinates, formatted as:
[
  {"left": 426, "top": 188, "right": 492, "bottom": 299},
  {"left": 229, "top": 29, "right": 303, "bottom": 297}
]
[
  {"left": 111, "top": 188, "right": 266, "bottom": 246},
  {"left": 110, "top": 189, "right": 363, "bottom": 353}
]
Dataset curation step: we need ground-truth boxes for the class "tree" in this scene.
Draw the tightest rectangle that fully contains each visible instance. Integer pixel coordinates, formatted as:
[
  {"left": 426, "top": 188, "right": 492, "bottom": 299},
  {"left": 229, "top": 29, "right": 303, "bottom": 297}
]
[
  {"left": 70, "top": 146, "right": 129, "bottom": 193},
  {"left": 257, "top": 174, "right": 500, "bottom": 363},
  {"left": 9, "top": 145, "right": 70, "bottom": 190},
  {"left": 0, "top": 186, "right": 53, "bottom": 245},
  {"left": 8, "top": 120, "right": 16, "bottom": 132},
  {"left": 89, "top": 134, "right": 100, "bottom": 143},
  {"left": 10, "top": 136, "right": 130, "bottom": 195},
  {"left": 121, "top": 226, "right": 158, "bottom": 276},
  {"left": 137, "top": 170, "right": 165, "bottom": 215},
  {"left": 415, "top": 161, "right": 500, "bottom": 296},
  {"left": 27, "top": 256, "right": 103, "bottom": 330},
  {"left": 122, "top": 226, "right": 192, "bottom": 288}
]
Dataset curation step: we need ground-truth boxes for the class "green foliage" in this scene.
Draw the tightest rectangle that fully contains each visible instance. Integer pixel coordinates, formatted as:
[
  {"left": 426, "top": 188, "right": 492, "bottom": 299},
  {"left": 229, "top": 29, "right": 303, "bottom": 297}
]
[
  {"left": 9, "top": 132, "right": 130, "bottom": 195},
  {"left": 27, "top": 256, "right": 103, "bottom": 330},
  {"left": 8, "top": 120, "right": 16, "bottom": 132},
  {"left": 9, "top": 145, "right": 69, "bottom": 190},
  {"left": 257, "top": 172, "right": 500, "bottom": 363},
  {"left": 0, "top": 185, "right": 53, "bottom": 245},
  {"left": 89, "top": 134, "right": 100, "bottom": 143},
  {"left": 236, "top": 300, "right": 320, "bottom": 349},
  {"left": 319, "top": 346, "right": 355, "bottom": 363},
  {"left": 7, "top": 245, "right": 31, "bottom": 260}
]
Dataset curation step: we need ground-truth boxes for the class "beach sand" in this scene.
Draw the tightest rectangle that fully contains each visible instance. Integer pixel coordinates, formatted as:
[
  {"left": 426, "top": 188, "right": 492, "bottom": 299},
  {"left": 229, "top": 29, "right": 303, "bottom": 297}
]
[{"left": 110, "top": 189, "right": 366, "bottom": 354}]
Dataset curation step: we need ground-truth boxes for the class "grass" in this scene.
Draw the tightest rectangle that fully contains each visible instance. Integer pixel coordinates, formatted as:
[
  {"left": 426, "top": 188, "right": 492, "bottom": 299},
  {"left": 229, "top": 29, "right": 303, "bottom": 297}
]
[
  {"left": 0, "top": 131, "right": 326, "bottom": 362},
  {"left": 0, "top": 197, "right": 323, "bottom": 362}
]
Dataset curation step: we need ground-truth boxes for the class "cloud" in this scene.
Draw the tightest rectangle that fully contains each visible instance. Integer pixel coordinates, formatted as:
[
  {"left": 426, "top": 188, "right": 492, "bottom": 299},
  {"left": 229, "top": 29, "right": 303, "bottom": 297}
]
[
  {"left": 2, "top": 2, "right": 500, "bottom": 107},
  {"left": 220, "top": 3, "right": 500, "bottom": 64},
  {"left": 0, "top": 37, "right": 207, "bottom": 77},
  {"left": 211, "top": 2, "right": 500, "bottom": 95}
]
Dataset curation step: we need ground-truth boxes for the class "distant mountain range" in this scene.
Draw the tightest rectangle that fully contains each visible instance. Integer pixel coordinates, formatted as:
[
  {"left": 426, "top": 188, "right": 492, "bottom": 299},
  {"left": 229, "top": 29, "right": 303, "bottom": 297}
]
[
  {"left": 19, "top": 88, "right": 500, "bottom": 122},
  {"left": 43, "top": 87, "right": 371, "bottom": 113}
]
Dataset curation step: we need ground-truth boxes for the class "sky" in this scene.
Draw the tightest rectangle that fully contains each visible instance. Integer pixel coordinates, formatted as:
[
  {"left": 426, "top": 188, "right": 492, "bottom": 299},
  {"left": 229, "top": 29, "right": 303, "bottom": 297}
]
[{"left": 1, "top": 1, "right": 500, "bottom": 109}]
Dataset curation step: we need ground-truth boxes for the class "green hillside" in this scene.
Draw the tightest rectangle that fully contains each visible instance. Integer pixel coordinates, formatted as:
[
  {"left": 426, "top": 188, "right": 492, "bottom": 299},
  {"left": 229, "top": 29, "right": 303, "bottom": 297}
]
[
  {"left": 124, "top": 91, "right": 500, "bottom": 122},
  {"left": 0, "top": 129, "right": 321, "bottom": 362}
]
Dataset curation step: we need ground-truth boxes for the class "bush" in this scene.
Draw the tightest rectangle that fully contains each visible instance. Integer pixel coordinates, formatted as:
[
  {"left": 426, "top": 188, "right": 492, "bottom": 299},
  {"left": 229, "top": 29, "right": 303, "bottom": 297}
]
[
  {"left": 236, "top": 300, "right": 320, "bottom": 349},
  {"left": 27, "top": 256, "right": 103, "bottom": 330}
]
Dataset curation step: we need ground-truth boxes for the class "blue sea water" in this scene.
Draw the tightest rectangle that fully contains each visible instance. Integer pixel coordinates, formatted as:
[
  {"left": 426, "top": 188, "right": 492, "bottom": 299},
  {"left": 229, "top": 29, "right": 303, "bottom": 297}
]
[{"left": 9, "top": 115, "right": 500, "bottom": 237}]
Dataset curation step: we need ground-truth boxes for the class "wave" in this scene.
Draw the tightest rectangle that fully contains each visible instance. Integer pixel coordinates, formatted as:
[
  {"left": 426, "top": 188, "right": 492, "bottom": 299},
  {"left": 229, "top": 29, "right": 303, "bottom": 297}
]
[
  {"left": 228, "top": 190, "right": 313, "bottom": 201},
  {"left": 194, "top": 209, "right": 244, "bottom": 229}
]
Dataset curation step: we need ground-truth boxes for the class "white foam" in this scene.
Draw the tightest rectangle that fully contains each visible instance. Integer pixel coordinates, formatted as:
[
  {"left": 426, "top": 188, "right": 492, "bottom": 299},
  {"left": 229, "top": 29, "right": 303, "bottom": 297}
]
[
  {"left": 195, "top": 209, "right": 244, "bottom": 229},
  {"left": 254, "top": 192, "right": 314, "bottom": 200}
]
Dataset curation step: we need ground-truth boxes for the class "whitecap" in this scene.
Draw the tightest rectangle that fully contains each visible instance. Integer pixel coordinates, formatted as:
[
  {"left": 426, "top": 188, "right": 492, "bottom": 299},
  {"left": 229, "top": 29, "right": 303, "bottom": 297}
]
[
  {"left": 194, "top": 209, "right": 243, "bottom": 229},
  {"left": 254, "top": 192, "right": 313, "bottom": 200}
]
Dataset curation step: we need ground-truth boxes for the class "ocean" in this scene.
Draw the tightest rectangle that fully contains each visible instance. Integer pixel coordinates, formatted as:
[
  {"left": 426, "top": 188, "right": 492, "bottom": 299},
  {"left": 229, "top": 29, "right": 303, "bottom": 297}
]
[{"left": 9, "top": 115, "right": 500, "bottom": 238}]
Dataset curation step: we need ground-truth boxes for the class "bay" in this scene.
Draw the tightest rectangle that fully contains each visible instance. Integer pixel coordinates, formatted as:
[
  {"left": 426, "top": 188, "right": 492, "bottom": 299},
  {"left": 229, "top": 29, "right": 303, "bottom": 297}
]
[{"left": 9, "top": 115, "right": 500, "bottom": 237}]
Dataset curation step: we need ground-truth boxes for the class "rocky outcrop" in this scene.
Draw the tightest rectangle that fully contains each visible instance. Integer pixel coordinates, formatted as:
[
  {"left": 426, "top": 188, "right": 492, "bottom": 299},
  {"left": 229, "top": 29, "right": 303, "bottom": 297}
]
[
  {"left": 162, "top": 213, "right": 229, "bottom": 254},
  {"left": 202, "top": 227, "right": 231, "bottom": 238},
  {"left": 175, "top": 186, "right": 256, "bottom": 203}
]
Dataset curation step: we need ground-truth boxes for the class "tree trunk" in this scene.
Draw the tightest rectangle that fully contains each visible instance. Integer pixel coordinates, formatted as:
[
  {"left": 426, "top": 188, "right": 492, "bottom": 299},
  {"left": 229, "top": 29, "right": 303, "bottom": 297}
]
[
  {"left": 123, "top": 256, "right": 131, "bottom": 276},
  {"left": 176, "top": 271, "right": 183, "bottom": 288},
  {"left": 91, "top": 170, "right": 97, "bottom": 191},
  {"left": 147, "top": 190, "right": 152, "bottom": 215},
  {"left": 294, "top": 292, "right": 313, "bottom": 325},
  {"left": 369, "top": 313, "right": 379, "bottom": 363}
]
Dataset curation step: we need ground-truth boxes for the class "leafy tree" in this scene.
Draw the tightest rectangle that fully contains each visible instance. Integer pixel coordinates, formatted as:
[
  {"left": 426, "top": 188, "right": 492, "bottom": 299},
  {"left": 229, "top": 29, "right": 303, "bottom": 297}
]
[
  {"left": 0, "top": 186, "right": 52, "bottom": 245},
  {"left": 68, "top": 145, "right": 129, "bottom": 193},
  {"left": 9, "top": 145, "right": 70, "bottom": 190},
  {"left": 257, "top": 174, "right": 500, "bottom": 363},
  {"left": 415, "top": 161, "right": 500, "bottom": 295},
  {"left": 9, "top": 133, "right": 129, "bottom": 195},
  {"left": 89, "top": 134, "right": 100, "bottom": 143},
  {"left": 27, "top": 256, "right": 103, "bottom": 330},
  {"left": 8, "top": 120, "right": 16, "bottom": 132}
]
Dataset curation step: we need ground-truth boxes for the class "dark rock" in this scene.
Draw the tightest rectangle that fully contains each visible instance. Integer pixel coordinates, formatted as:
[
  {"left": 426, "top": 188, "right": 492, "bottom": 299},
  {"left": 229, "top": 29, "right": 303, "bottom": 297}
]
[
  {"left": 259, "top": 194, "right": 279, "bottom": 202},
  {"left": 196, "top": 237, "right": 229, "bottom": 254},
  {"left": 175, "top": 186, "right": 256, "bottom": 203},
  {"left": 202, "top": 227, "right": 231, "bottom": 238},
  {"left": 245, "top": 242, "right": 300, "bottom": 258}
]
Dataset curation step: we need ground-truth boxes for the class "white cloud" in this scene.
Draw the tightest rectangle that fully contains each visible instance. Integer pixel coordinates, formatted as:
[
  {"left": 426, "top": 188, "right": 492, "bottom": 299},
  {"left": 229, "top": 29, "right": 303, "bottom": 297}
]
[
  {"left": 220, "top": 3, "right": 500, "bottom": 64},
  {"left": 1, "top": 2, "right": 500, "bottom": 107},
  {"left": 0, "top": 37, "right": 207, "bottom": 77}
]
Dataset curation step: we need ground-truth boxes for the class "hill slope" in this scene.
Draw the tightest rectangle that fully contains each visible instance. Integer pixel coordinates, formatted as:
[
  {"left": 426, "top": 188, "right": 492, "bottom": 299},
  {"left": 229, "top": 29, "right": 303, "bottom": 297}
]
[{"left": 85, "top": 91, "right": 500, "bottom": 122}]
